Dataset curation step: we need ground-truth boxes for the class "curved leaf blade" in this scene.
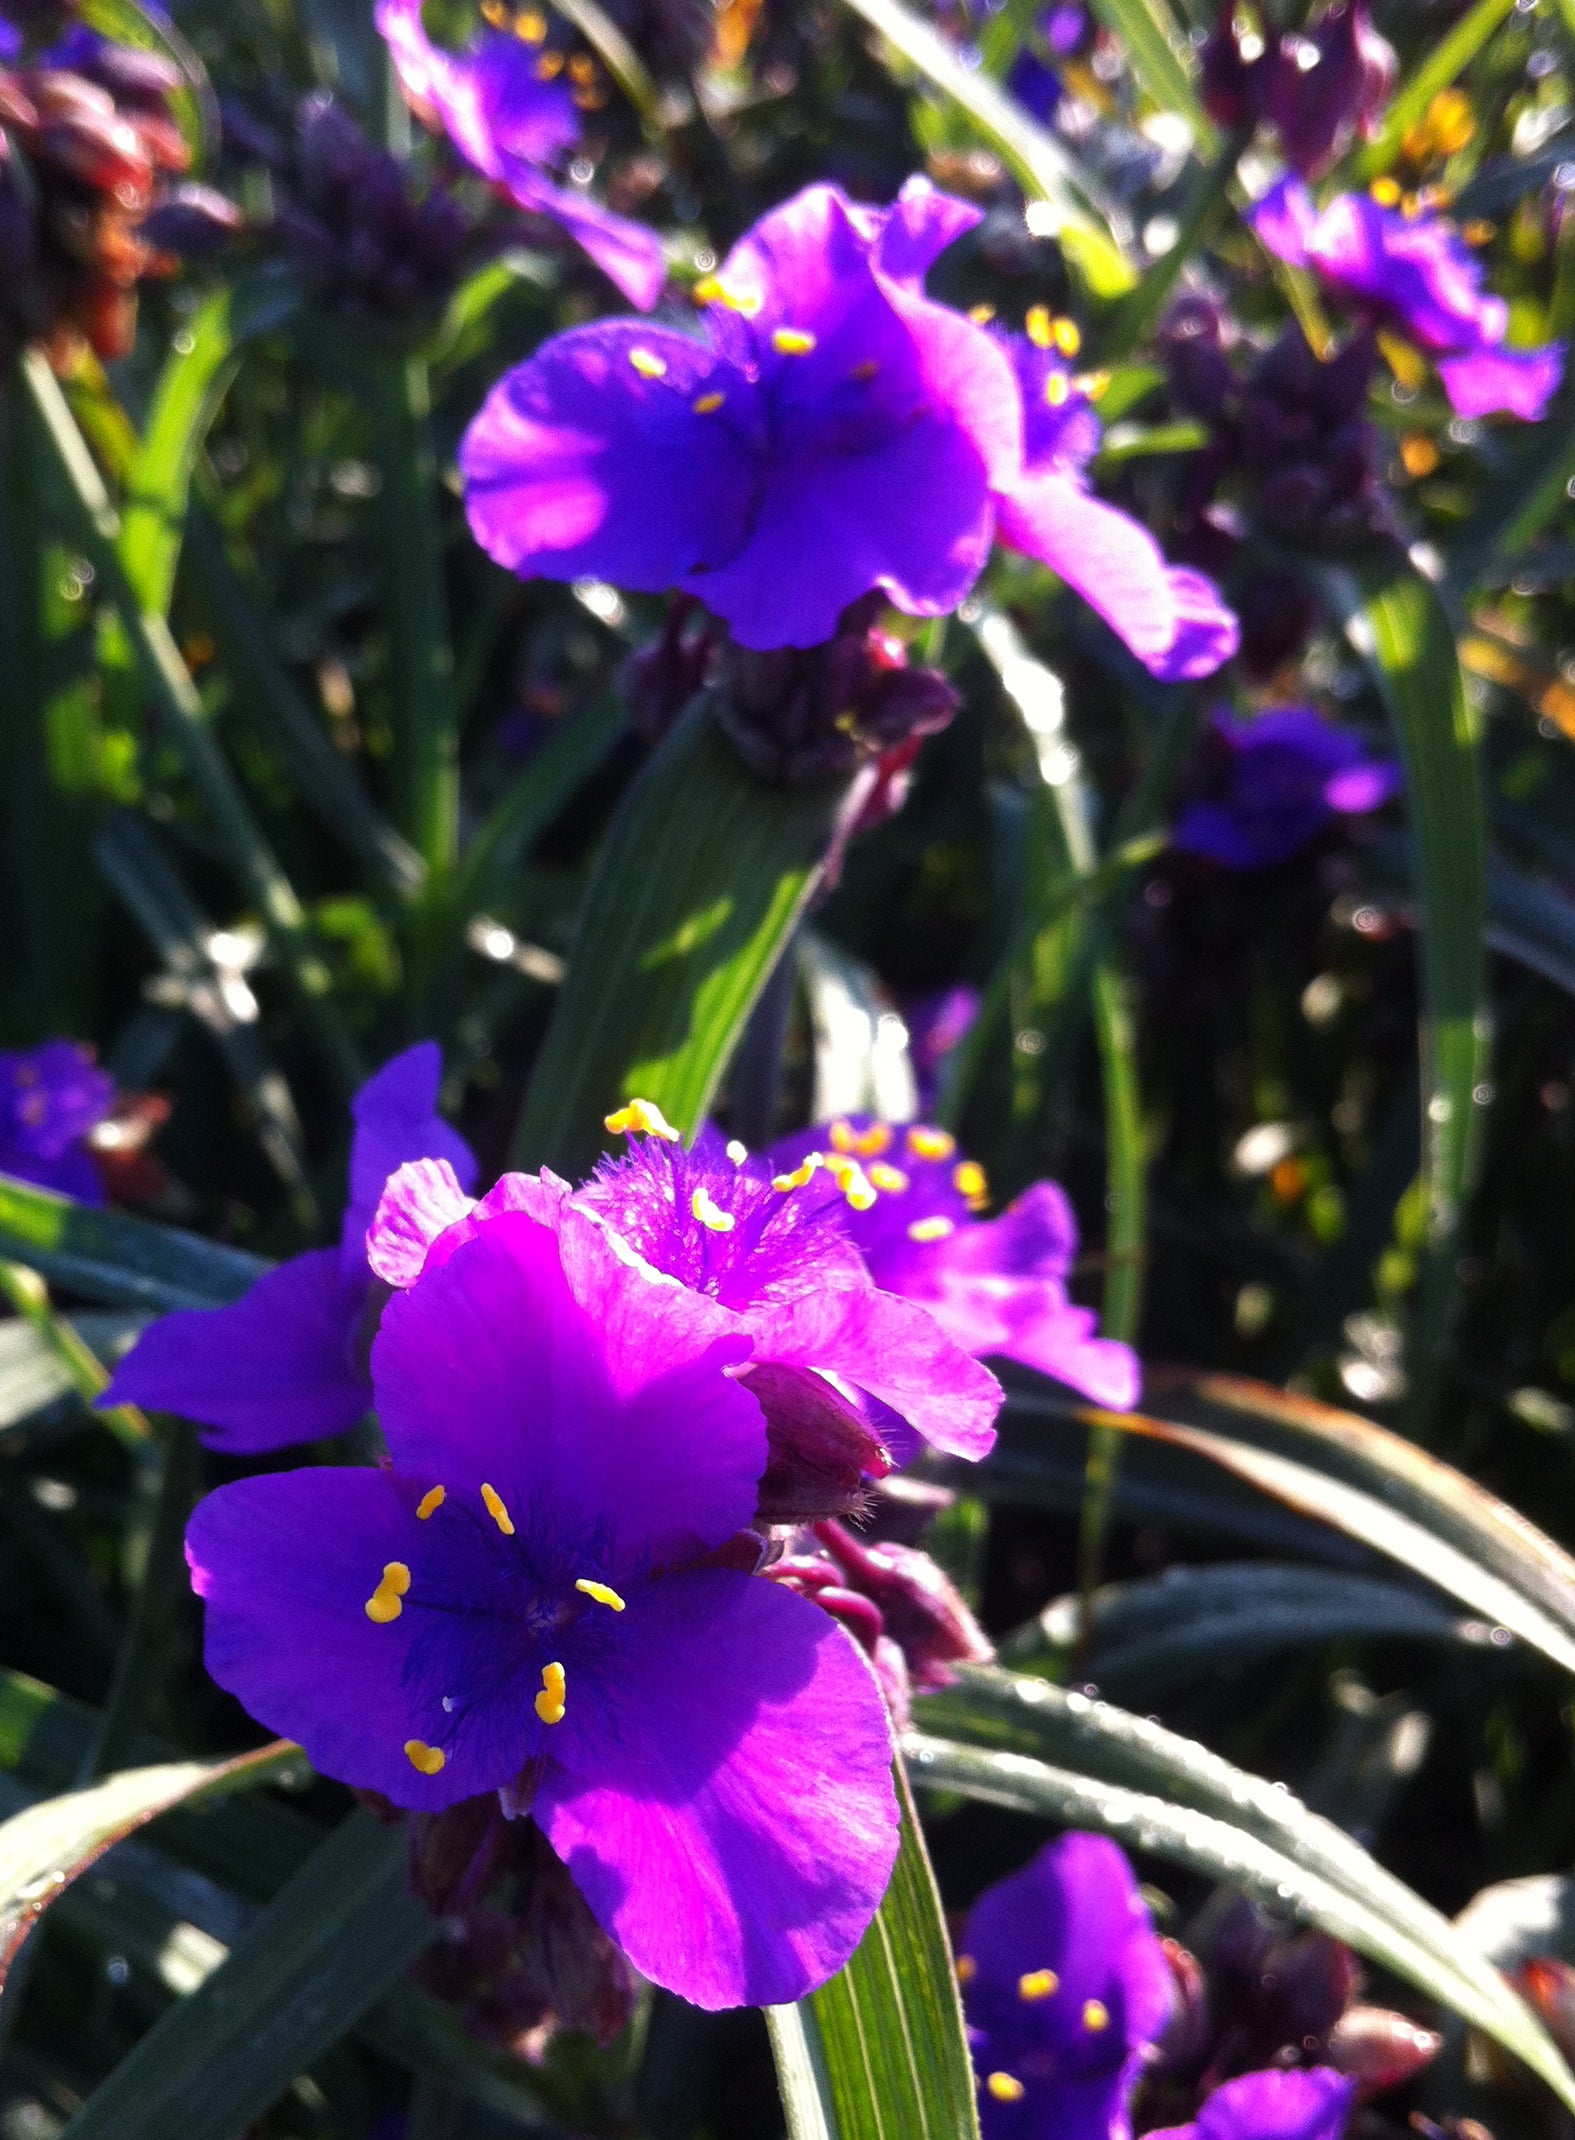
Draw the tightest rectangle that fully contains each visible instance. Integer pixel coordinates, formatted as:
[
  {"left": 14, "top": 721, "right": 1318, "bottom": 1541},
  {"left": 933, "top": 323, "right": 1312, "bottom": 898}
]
[
  {"left": 75, "top": 0, "right": 219, "bottom": 170},
  {"left": 0, "top": 1172, "right": 266, "bottom": 1312},
  {"left": 768, "top": 1761, "right": 980, "bottom": 2140}
]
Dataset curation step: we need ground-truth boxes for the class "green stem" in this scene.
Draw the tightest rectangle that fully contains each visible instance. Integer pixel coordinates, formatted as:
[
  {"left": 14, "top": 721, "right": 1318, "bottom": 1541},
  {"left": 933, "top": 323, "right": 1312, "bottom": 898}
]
[
  {"left": 0, "top": 1263, "right": 148, "bottom": 1451},
  {"left": 365, "top": 356, "right": 460, "bottom": 881},
  {"left": 17, "top": 349, "right": 362, "bottom": 1097}
]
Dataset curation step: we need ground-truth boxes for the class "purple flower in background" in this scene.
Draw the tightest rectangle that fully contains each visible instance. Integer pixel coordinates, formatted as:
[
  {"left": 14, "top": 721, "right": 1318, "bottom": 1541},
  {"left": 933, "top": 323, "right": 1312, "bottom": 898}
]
[
  {"left": 760, "top": 1115, "right": 1141, "bottom": 1414},
  {"left": 958, "top": 1832, "right": 1174, "bottom": 2138},
  {"left": 993, "top": 322, "right": 1240, "bottom": 681},
  {"left": 1005, "top": 6, "right": 1089, "bottom": 122},
  {"left": 185, "top": 1196, "right": 900, "bottom": 2008},
  {"left": 103, "top": 1043, "right": 476, "bottom": 1452},
  {"left": 367, "top": 1104, "right": 1003, "bottom": 1519},
  {"left": 1172, "top": 707, "right": 1399, "bottom": 871},
  {"left": 375, "top": 0, "right": 666, "bottom": 309},
  {"left": 1253, "top": 176, "right": 1566, "bottom": 420},
  {"left": 0, "top": 1041, "right": 115, "bottom": 1204},
  {"left": 907, "top": 985, "right": 981, "bottom": 1113},
  {"left": 1148, "top": 2068, "right": 1356, "bottom": 2140},
  {"left": 462, "top": 178, "right": 1236, "bottom": 673},
  {"left": 1202, "top": 4, "right": 1395, "bottom": 178}
]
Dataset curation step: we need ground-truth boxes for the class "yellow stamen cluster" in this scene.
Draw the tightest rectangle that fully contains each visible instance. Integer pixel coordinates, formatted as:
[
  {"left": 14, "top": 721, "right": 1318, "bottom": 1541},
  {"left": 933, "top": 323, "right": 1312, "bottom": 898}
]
[
  {"left": 830, "top": 1120, "right": 892, "bottom": 1158},
  {"left": 772, "top": 326, "right": 817, "bottom": 354},
  {"left": 576, "top": 1578, "right": 626, "bottom": 1611},
  {"left": 987, "top": 2073, "right": 1026, "bottom": 2103},
  {"left": 404, "top": 1739, "right": 446, "bottom": 1774},
  {"left": 1025, "top": 306, "right": 1081, "bottom": 357},
  {"left": 908, "top": 1215, "right": 955, "bottom": 1244},
  {"left": 953, "top": 1160, "right": 989, "bottom": 1209},
  {"left": 482, "top": 1482, "right": 516, "bottom": 1536},
  {"left": 416, "top": 1485, "right": 446, "bottom": 1520},
  {"left": 606, "top": 1097, "right": 681, "bottom": 1140},
  {"left": 365, "top": 1561, "right": 411, "bottom": 1624},
  {"left": 694, "top": 275, "right": 763, "bottom": 317},
  {"left": 536, "top": 1661, "right": 567, "bottom": 1725},
  {"left": 1402, "top": 86, "right": 1475, "bottom": 166},
  {"left": 1019, "top": 1967, "right": 1059, "bottom": 2000},
  {"left": 907, "top": 1125, "right": 956, "bottom": 1161},
  {"left": 692, "top": 1185, "right": 736, "bottom": 1232}
]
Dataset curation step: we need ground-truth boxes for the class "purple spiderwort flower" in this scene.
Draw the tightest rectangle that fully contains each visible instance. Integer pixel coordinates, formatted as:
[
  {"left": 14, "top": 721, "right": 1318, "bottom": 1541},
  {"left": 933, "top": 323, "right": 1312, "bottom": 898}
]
[
  {"left": 367, "top": 1104, "right": 1004, "bottom": 1514},
  {"left": 1252, "top": 175, "right": 1566, "bottom": 421},
  {"left": 103, "top": 1043, "right": 476, "bottom": 1452},
  {"left": 759, "top": 1115, "right": 1141, "bottom": 1415},
  {"left": 185, "top": 1196, "right": 900, "bottom": 2008},
  {"left": 958, "top": 1832, "right": 1174, "bottom": 2138},
  {"left": 1147, "top": 2068, "right": 1356, "bottom": 2140},
  {"left": 375, "top": 0, "right": 666, "bottom": 309},
  {"left": 461, "top": 177, "right": 1237, "bottom": 674},
  {"left": 994, "top": 322, "right": 1240, "bottom": 681},
  {"left": 0, "top": 1040, "right": 116, "bottom": 1204},
  {"left": 1172, "top": 707, "right": 1399, "bottom": 871}
]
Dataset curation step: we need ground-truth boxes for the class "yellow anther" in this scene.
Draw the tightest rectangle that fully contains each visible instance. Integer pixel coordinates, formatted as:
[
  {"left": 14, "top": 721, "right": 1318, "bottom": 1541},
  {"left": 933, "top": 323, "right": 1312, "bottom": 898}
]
[
  {"left": 953, "top": 1160, "right": 989, "bottom": 1207},
  {"left": 481, "top": 0, "right": 508, "bottom": 22},
  {"left": 1461, "top": 217, "right": 1496, "bottom": 246},
  {"left": 606, "top": 1098, "right": 681, "bottom": 1140},
  {"left": 772, "top": 1154, "right": 822, "bottom": 1192},
  {"left": 365, "top": 1562, "right": 411, "bottom": 1623},
  {"left": 576, "top": 1578, "right": 627, "bottom": 1611},
  {"left": 1019, "top": 1968, "right": 1059, "bottom": 2000},
  {"left": 823, "top": 1153, "right": 877, "bottom": 1211},
  {"left": 868, "top": 1163, "right": 910, "bottom": 1194},
  {"left": 1369, "top": 175, "right": 1402, "bottom": 207},
  {"left": 1025, "top": 304, "right": 1054, "bottom": 349},
  {"left": 908, "top": 1216, "right": 956, "bottom": 1244},
  {"left": 416, "top": 1485, "right": 446, "bottom": 1521},
  {"left": 907, "top": 1125, "right": 956, "bottom": 1161},
  {"left": 694, "top": 275, "right": 763, "bottom": 316},
  {"left": 692, "top": 1185, "right": 736, "bottom": 1233},
  {"left": 725, "top": 1138, "right": 748, "bottom": 1164},
  {"left": 1403, "top": 85, "right": 1475, "bottom": 164},
  {"left": 481, "top": 1482, "right": 516, "bottom": 1537},
  {"left": 1045, "top": 372, "right": 1071, "bottom": 407},
  {"left": 568, "top": 51, "right": 598, "bottom": 82},
  {"left": 693, "top": 391, "right": 726, "bottom": 413},
  {"left": 1083, "top": 1998, "right": 1110, "bottom": 2031},
  {"left": 515, "top": 6, "right": 548, "bottom": 38},
  {"left": 536, "top": 1661, "right": 567, "bottom": 1725},
  {"left": 1399, "top": 432, "right": 1440, "bottom": 479},
  {"left": 830, "top": 1120, "right": 892, "bottom": 1158},
  {"left": 629, "top": 347, "right": 668, "bottom": 379},
  {"left": 404, "top": 1739, "right": 446, "bottom": 1775},
  {"left": 968, "top": 303, "right": 996, "bottom": 325},
  {"left": 1078, "top": 369, "right": 1112, "bottom": 401},
  {"left": 849, "top": 359, "right": 880, "bottom": 382},
  {"left": 535, "top": 48, "right": 564, "bottom": 76},
  {"left": 957, "top": 1953, "right": 978, "bottom": 1982},
  {"left": 772, "top": 326, "right": 817, "bottom": 355},
  {"left": 1052, "top": 316, "right": 1081, "bottom": 357},
  {"left": 987, "top": 2073, "right": 1026, "bottom": 2103}
]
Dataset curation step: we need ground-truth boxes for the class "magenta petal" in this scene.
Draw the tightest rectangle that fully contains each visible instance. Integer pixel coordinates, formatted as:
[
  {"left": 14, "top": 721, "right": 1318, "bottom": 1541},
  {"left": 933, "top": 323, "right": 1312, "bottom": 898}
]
[
  {"left": 461, "top": 322, "right": 755, "bottom": 592},
  {"left": 535, "top": 1569, "right": 898, "bottom": 2007},
  {"left": 996, "top": 474, "right": 1187, "bottom": 673},
  {"left": 1250, "top": 174, "right": 1320, "bottom": 269},
  {"left": 498, "top": 163, "right": 669, "bottom": 310},
  {"left": 367, "top": 1159, "right": 477, "bottom": 1287},
  {"left": 345, "top": 1043, "right": 477, "bottom": 1273},
  {"left": 1436, "top": 342, "right": 1566, "bottom": 420},
  {"left": 876, "top": 173, "right": 985, "bottom": 285},
  {"left": 102, "top": 1249, "right": 368, "bottom": 1452},
  {"left": 1324, "top": 758, "right": 1401, "bottom": 813},
  {"left": 372, "top": 1209, "right": 764, "bottom": 1570},
  {"left": 1146, "top": 567, "right": 1240, "bottom": 680},
  {"left": 1149, "top": 2068, "right": 1357, "bottom": 2140},
  {"left": 754, "top": 1281, "right": 1002, "bottom": 1459},
  {"left": 187, "top": 1468, "right": 534, "bottom": 1809}
]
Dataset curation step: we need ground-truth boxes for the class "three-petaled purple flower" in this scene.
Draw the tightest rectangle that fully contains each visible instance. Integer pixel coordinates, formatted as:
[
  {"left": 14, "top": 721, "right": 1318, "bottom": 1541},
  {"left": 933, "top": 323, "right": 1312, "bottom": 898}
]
[
  {"left": 1171, "top": 706, "right": 1399, "bottom": 871},
  {"left": 375, "top": 0, "right": 666, "bottom": 309},
  {"left": 104, "top": 1043, "right": 476, "bottom": 1451},
  {"left": 1148, "top": 2067, "right": 1356, "bottom": 2140},
  {"left": 0, "top": 1040, "right": 116, "bottom": 1205},
  {"left": 185, "top": 1192, "right": 900, "bottom": 2008},
  {"left": 958, "top": 1832, "right": 1174, "bottom": 2138},
  {"left": 1253, "top": 176, "right": 1566, "bottom": 420},
  {"left": 760, "top": 1115, "right": 1141, "bottom": 1417},
  {"left": 461, "top": 177, "right": 1237, "bottom": 673},
  {"left": 368, "top": 1104, "right": 1003, "bottom": 1518}
]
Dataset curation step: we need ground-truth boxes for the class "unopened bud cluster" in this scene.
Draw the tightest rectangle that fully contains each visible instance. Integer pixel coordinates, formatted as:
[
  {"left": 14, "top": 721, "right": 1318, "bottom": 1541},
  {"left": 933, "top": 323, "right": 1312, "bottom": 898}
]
[{"left": 0, "top": 27, "right": 238, "bottom": 361}]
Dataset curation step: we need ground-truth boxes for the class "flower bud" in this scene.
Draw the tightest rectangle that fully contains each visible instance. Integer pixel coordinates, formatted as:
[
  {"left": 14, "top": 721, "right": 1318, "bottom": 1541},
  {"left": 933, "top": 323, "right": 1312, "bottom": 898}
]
[
  {"left": 1325, "top": 2005, "right": 1442, "bottom": 2094},
  {"left": 1199, "top": 8, "right": 1263, "bottom": 131},
  {"left": 747, "top": 1362, "right": 894, "bottom": 1525},
  {"left": 623, "top": 596, "right": 720, "bottom": 741},
  {"left": 812, "top": 1519, "right": 994, "bottom": 1689}
]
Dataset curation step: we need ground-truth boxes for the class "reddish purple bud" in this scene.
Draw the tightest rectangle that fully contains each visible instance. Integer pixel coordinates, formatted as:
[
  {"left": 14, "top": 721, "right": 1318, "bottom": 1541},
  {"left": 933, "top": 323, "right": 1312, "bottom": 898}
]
[
  {"left": 1514, "top": 1958, "right": 1575, "bottom": 2068},
  {"left": 623, "top": 596, "right": 720, "bottom": 742},
  {"left": 1199, "top": 7, "right": 1264, "bottom": 131},
  {"left": 1325, "top": 2005, "right": 1443, "bottom": 2094},
  {"left": 812, "top": 1519, "right": 994, "bottom": 1690},
  {"left": 142, "top": 181, "right": 243, "bottom": 259},
  {"left": 747, "top": 1362, "right": 894, "bottom": 1525},
  {"left": 1157, "top": 1937, "right": 1213, "bottom": 2069}
]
